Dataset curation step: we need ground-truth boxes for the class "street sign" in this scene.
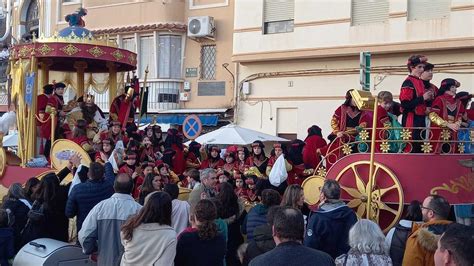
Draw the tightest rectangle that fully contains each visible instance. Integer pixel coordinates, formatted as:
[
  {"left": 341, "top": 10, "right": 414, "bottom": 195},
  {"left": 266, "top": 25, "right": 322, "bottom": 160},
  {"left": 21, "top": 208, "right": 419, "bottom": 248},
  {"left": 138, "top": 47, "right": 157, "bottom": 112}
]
[
  {"left": 182, "top": 115, "right": 202, "bottom": 140},
  {"left": 360, "top": 51, "right": 371, "bottom": 91}
]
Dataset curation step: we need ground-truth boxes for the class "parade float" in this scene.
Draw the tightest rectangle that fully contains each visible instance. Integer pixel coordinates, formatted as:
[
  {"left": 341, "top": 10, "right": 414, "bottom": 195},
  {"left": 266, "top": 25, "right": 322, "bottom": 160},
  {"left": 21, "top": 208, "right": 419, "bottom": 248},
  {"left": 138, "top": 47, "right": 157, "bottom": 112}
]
[
  {"left": 0, "top": 8, "right": 137, "bottom": 191},
  {"left": 302, "top": 90, "right": 474, "bottom": 232}
]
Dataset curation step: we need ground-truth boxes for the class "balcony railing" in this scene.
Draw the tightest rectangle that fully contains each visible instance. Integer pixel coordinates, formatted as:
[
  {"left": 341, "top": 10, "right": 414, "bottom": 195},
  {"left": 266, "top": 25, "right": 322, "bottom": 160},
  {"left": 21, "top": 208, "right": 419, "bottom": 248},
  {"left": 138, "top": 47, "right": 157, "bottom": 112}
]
[{"left": 89, "top": 80, "right": 181, "bottom": 112}]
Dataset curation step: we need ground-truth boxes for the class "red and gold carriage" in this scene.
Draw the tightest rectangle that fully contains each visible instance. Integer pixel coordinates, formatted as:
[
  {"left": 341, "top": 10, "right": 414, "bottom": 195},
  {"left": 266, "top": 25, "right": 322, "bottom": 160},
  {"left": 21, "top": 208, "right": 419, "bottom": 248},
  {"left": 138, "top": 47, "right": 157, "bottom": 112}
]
[{"left": 302, "top": 90, "right": 473, "bottom": 232}]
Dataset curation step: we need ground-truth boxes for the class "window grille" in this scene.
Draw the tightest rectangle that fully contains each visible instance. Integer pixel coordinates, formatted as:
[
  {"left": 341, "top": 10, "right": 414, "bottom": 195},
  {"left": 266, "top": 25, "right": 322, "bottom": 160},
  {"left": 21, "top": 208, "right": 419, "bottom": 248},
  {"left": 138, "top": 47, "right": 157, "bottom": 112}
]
[{"left": 200, "top": 45, "right": 216, "bottom": 80}]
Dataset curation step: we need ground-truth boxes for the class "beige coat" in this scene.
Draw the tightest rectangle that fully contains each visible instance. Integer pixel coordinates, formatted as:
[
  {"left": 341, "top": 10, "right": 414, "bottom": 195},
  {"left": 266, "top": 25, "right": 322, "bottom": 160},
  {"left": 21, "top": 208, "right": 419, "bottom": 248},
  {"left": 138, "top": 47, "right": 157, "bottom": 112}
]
[{"left": 120, "top": 223, "right": 177, "bottom": 266}]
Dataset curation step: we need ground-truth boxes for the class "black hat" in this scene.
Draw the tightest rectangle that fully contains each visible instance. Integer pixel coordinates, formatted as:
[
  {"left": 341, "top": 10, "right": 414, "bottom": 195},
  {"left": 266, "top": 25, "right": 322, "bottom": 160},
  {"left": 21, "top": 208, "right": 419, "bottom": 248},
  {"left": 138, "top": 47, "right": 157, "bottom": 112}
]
[{"left": 438, "top": 78, "right": 460, "bottom": 96}]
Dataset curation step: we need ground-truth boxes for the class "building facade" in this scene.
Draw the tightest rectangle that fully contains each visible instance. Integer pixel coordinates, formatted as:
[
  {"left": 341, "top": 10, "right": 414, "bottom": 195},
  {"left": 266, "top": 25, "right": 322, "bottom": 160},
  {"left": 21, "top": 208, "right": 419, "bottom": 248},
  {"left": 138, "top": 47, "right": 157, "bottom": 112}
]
[
  {"left": 233, "top": 0, "right": 474, "bottom": 139},
  {"left": 5, "top": 0, "right": 235, "bottom": 124}
]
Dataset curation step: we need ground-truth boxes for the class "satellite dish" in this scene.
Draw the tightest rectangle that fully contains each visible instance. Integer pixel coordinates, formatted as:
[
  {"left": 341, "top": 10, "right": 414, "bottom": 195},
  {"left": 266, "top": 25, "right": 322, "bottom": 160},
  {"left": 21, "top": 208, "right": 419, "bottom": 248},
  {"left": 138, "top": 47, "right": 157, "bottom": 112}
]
[{"left": 189, "top": 19, "right": 201, "bottom": 35}]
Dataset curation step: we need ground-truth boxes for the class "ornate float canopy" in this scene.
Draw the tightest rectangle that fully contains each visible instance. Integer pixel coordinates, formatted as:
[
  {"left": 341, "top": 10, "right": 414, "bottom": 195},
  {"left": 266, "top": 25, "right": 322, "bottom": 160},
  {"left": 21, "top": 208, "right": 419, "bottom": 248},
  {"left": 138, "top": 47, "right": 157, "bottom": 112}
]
[{"left": 10, "top": 23, "right": 137, "bottom": 72}]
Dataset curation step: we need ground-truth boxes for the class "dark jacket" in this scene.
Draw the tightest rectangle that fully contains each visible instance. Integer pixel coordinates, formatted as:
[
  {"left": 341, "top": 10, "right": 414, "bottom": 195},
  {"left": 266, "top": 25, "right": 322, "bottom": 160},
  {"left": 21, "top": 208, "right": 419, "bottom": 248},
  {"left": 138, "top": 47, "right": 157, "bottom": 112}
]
[
  {"left": 249, "top": 241, "right": 334, "bottom": 266},
  {"left": 65, "top": 163, "right": 115, "bottom": 232},
  {"left": 1, "top": 199, "right": 30, "bottom": 252},
  {"left": 0, "top": 228, "right": 14, "bottom": 266},
  {"left": 303, "top": 201, "right": 357, "bottom": 259},
  {"left": 243, "top": 204, "right": 268, "bottom": 240},
  {"left": 21, "top": 167, "right": 71, "bottom": 246},
  {"left": 175, "top": 230, "right": 226, "bottom": 266},
  {"left": 243, "top": 224, "right": 275, "bottom": 266}
]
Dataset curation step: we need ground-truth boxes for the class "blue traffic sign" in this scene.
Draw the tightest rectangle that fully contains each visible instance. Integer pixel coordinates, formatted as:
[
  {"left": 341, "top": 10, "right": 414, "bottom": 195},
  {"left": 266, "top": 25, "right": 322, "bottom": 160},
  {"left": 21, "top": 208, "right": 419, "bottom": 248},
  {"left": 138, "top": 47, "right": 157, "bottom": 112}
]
[{"left": 182, "top": 115, "right": 202, "bottom": 140}]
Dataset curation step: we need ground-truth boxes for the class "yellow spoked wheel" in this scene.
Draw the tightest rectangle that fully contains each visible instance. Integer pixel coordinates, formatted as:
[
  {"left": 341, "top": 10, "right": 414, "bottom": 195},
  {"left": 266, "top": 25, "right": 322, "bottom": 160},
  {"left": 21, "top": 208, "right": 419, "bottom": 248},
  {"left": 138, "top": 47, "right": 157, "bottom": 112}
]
[
  {"left": 302, "top": 175, "right": 326, "bottom": 206},
  {"left": 335, "top": 161, "right": 404, "bottom": 233}
]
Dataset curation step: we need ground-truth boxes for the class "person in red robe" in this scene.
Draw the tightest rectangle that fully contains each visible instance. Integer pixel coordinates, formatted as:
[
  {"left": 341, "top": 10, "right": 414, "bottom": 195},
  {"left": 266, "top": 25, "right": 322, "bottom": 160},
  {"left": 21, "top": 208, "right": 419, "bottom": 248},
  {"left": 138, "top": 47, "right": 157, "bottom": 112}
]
[
  {"left": 164, "top": 128, "right": 186, "bottom": 175},
  {"left": 287, "top": 139, "right": 311, "bottom": 186},
  {"left": 429, "top": 78, "right": 464, "bottom": 153},
  {"left": 95, "top": 137, "right": 114, "bottom": 165},
  {"left": 234, "top": 175, "right": 248, "bottom": 200},
  {"left": 235, "top": 146, "right": 249, "bottom": 177},
  {"left": 152, "top": 125, "right": 165, "bottom": 153},
  {"left": 132, "top": 161, "right": 155, "bottom": 199},
  {"left": 222, "top": 152, "right": 236, "bottom": 178},
  {"left": 245, "top": 141, "right": 268, "bottom": 178},
  {"left": 119, "top": 152, "right": 138, "bottom": 178},
  {"left": 71, "top": 119, "right": 93, "bottom": 155},
  {"left": 323, "top": 90, "right": 369, "bottom": 169},
  {"left": 42, "top": 82, "right": 67, "bottom": 158},
  {"left": 420, "top": 63, "right": 439, "bottom": 111},
  {"left": 245, "top": 176, "right": 258, "bottom": 204},
  {"left": 456, "top": 92, "right": 473, "bottom": 123},
  {"left": 139, "top": 136, "right": 156, "bottom": 162},
  {"left": 303, "top": 125, "right": 327, "bottom": 170},
  {"left": 36, "top": 84, "right": 54, "bottom": 155},
  {"left": 372, "top": 91, "right": 394, "bottom": 153},
  {"left": 185, "top": 141, "right": 202, "bottom": 170},
  {"left": 200, "top": 145, "right": 225, "bottom": 170},
  {"left": 109, "top": 80, "right": 140, "bottom": 129},
  {"left": 400, "top": 55, "right": 435, "bottom": 153},
  {"left": 106, "top": 120, "right": 128, "bottom": 145}
]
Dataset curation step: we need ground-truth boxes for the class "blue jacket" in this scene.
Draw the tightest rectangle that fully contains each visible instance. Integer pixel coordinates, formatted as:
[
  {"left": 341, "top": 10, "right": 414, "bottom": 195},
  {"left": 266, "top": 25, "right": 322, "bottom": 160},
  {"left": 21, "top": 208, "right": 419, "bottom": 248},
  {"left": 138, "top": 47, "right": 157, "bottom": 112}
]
[
  {"left": 0, "top": 228, "right": 14, "bottom": 266},
  {"left": 65, "top": 162, "right": 115, "bottom": 232},
  {"left": 304, "top": 201, "right": 357, "bottom": 259},
  {"left": 243, "top": 204, "right": 268, "bottom": 240}
]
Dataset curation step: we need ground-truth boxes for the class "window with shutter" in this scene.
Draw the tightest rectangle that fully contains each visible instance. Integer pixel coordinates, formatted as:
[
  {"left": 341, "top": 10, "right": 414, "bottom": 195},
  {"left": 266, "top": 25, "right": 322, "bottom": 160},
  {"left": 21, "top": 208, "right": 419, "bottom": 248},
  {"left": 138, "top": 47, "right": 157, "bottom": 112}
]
[
  {"left": 122, "top": 37, "right": 136, "bottom": 52},
  {"left": 408, "top": 0, "right": 450, "bottom": 21},
  {"left": 140, "top": 36, "right": 156, "bottom": 78},
  {"left": 158, "top": 35, "right": 182, "bottom": 79},
  {"left": 263, "top": 0, "right": 294, "bottom": 34},
  {"left": 351, "top": 0, "right": 389, "bottom": 26}
]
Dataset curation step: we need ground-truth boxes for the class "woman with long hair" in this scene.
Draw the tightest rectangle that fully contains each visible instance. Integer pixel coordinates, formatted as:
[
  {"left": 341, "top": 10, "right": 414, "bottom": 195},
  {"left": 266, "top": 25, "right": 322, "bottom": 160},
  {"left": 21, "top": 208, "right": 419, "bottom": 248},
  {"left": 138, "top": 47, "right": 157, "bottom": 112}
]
[
  {"left": 280, "top": 184, "right": 310, "bottom": 218},
  {"left": 186, "top": 141, "right": 202, "bottom": 170},
  {"left": 245, "top": 141, "right": 268, "bottom": 177},
  {"left": 121, "top": 192, "right": 176, "bottom": 265},
  {"left": 175, "top": 199, "right": 226, "bottom": 266},
  {"left": 1, "top": 183, "right": 31, "bottom": 252},
  {"left": 138, "top": 173, "right": 163, "bottom": 205},
  {"left": 217, "top": 182, "right": 245, "bottom": 266},
  {"left": 95, "top": 137, "right": 115, "bottom": 165},
  {"left": 335, "top": 219, "right": 392, "bottom": 266},
  {"left": 235, "top": 146, "right": 249, "bottom": 177},
  {"left": 200, "top": 145, "right": 225, "bottom": 170},
  {"left": 24, "top": 177, "right": 40, "bottom": 204}
]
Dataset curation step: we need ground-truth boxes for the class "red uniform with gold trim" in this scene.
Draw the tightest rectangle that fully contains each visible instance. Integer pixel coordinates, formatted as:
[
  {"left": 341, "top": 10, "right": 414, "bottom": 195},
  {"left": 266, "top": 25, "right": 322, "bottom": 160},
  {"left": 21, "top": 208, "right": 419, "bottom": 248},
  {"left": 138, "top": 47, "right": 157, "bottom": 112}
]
[
  {"left": 41, "top": 93, "right": 64, "bottom": 139},
  {"left": 430, "top": 95, "right": 465, "bottom": 153},
  {"left": 200, "top": 158, "right": 225, "bottom": 170}
]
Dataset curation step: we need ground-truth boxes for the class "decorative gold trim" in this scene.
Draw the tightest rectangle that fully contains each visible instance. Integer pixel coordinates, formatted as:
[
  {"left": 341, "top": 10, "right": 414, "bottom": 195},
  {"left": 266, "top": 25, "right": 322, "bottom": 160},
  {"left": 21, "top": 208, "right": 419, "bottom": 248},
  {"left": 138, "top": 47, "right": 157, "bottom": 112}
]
[
  {"left": 380, "top": 141, "right": 390, "bottom": 153},
  {"left": 37, "top": 44, "right": 54, "bottom": 56},
  {"left": 18, "top": 46, "right": 33, "bottom": 58},
  {"left": 87, "top": 46, "right": 105, "bottom": 58},
  {"left": 0, "top": 147, "right": 6, "bottom": 178},
  {"left": 128, "top": 54, "right": 136, "bottom": 64},
  {"left": 111, "top": 50, "right": 124, "bottom": 61},
  {"left": 430, "top": 174, "right": 474, "bottom": 195},
  {"left": 342, "top": 144, "right": 353, "bottom": 155},
  {"left": 458, "top": 143, "right": 465, "bottom": 154},
  {"left": 60, "top": 44, "right": 81, "bottom": 56},
  {"left": 451, "top": 4, "right": 474, "bottom": 11},
  {"left": 421, "top": 142, "right": 433, "bottom": 153},
  {"left": 401, "top": 129, "right": 412, "bottom": 141},
  {"left": 37, "top": 31, "right": 117, "bottom": 48},
  {"left": 441, "top": 129, "right": 451, "bottom": 141}
]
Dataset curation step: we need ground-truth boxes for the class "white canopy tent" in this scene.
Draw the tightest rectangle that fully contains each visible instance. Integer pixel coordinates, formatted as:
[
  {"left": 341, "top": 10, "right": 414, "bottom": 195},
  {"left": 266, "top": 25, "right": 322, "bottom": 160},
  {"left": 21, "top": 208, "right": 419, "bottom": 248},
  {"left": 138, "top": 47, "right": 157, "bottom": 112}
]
[{"left": 185, "top": 124, "right": 289, "bottom": 145}]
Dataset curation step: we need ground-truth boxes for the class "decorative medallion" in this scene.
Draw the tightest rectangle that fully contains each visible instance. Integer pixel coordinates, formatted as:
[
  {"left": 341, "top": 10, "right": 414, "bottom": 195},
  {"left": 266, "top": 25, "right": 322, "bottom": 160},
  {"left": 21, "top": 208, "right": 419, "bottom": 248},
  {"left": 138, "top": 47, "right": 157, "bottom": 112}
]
[
  {"left": 37, "top": 44, "right": 54, "bottom": 56},
  {"left": 316, "top": 167, "right": 327, "bottom": 178},
  {"left": 380, "top": 141, "right": 390, "bottom": 153},
  {"left": 458, "top": 143, "right": 465, "bottom": 154},
  {"left": 421, "top": 142, "right": 433, "bottom": 153},
  {"left": 359, "top": 129, "right": 369, "bottom": 141},
  {"left": 18, "top": 46, "right": 33, "bottom": 57},
  {"left": 441, "top": 129, "right": 451, "bottom": 141},
  {"left": 342, "top": 144, "right": 353, "bottom": 155},
  {"left": 87, "top": 46, "right": 105, "bottom": 58},
  {"left": 401, "top": 129, "right": 412, "bottom": 141},
  {"left": 128, "top": 54, "right": 136, "bottom": 64},
  {"left": 430, "top": 174, "right": 474, "bottom": 195},
  {"left": 60, "top": 44, "right": 81, "bottom": 56},
  {"left": 112, "top": 50, "right": 124, "bottom": 61}
]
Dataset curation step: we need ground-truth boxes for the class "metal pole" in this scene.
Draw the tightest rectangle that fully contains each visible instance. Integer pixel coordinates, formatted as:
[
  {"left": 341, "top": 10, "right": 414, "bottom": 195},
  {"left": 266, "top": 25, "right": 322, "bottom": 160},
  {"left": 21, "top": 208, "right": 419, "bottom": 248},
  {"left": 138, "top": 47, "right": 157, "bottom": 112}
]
[{"left": 366, "top": 97, "right": 378, "bottom": 220}]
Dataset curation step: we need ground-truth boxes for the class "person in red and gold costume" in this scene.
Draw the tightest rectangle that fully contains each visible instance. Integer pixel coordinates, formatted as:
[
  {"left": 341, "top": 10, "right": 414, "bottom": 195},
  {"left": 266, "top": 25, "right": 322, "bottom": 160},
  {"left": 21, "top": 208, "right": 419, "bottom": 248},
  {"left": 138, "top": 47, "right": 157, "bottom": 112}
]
[
  {"left": 429, "top": 78, "right": 464, "bottom": 153},
  {"left": 164, "top": 128, "right": 186, "bottom": 175},
  {"left": 222, "top": 152, "right": 236, "bottom": 177},
  {"left": 71, "top": 119, "right": 93, "bottom": 155},
  {"left": 102, "top": 120, "right": 128, "bottom": 146},
  {"left": 119, "top": 151, "right": 138, "bottom": 178},
  {"left": 36, "top": 84, "right": 54, "bottom": 155},
  {"left": 245, "top": 175, "right": 258, "bottom": 204},
  {"left": 456, "top": 92, "right": 473, "bottom": 122},
  {"left": 266, "top": 143, "right": 292, "bottom": 176},
  {"left": 132, "top": 161, "right": 155, "bottom": 199},
  {"left": 200, "top": 145, "right": 225, "bottom": 170},
  {"left": 287, "top": 139, "right": 312, "bottom": 186},
  {"left": 185, "top": 141, "right": 202, "bottom": 170},
  {"left": 245, "top": 141, "right": 269, "bottom": 177},
  {"left": 400, "top": 55, "right": 435, "bottom": 153},
  {"left": 324, "top": 89, "right": 369, "bottom": 168},
  {"left": 303, "top": 125, "right": 327, "bottom": 170},
  {"left": 95, "top": 137, "right": 114, "bottom": 165},
  {"left": 109, "top": 80, "right": 140, "bottom": 130},
  {"left": 41, "top": 82, "right": 67, "bottom": 158},
  {"left": 420, "top": 63, "right": 439, "bottom": 112},
  {"left": 234, "top": 175, "right": 248, "bottom": 200},
  {"left": 139, "top": 136, "right": 157, "bottom": 162},
  {"left": 235, "top": 146, "right": 249, "bottom": 177}
]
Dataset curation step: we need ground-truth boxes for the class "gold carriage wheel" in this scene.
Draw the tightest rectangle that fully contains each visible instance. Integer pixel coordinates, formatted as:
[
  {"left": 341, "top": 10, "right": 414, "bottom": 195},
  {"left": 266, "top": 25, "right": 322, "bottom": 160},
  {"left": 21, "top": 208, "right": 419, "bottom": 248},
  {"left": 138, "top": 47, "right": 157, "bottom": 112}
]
[
  {"left": 301, "top": 175, "right": 326, "bottom": 206},
  {"left": 0, "top": 148, "right": 6, "bottom": 178},
  {"left": 36, "top": 170, "right": 74, "bottom": 185},
  {"left": 335, "top": 161, "right": 404, "bottom": 233}
]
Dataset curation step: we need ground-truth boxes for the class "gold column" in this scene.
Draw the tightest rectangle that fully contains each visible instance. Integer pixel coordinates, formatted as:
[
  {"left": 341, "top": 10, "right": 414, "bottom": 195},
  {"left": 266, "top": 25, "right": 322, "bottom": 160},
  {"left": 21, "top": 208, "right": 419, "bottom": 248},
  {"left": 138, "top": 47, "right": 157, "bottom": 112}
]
[
  {"left": 74, "top": 61, "right": 88, "bottom": 97},
  {"left": 39, "top": 59, "right": 53, "bottom": 88},
  {"left": 26, "top": 53, "right": 39, "bottom": 163},
  {"left": 107, "top": 62, "right": 117, "bottom": 106}
]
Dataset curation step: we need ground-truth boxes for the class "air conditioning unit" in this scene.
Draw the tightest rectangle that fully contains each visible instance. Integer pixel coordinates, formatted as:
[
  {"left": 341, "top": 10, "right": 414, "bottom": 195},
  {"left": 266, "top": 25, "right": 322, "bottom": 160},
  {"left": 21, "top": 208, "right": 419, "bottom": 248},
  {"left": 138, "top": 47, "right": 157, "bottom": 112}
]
[
  {"left": 187, "top": 16, "right": 215, "bottom": 38},
  {"left": 179, "top": 92, "right": 190, "bottom": 102}
]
